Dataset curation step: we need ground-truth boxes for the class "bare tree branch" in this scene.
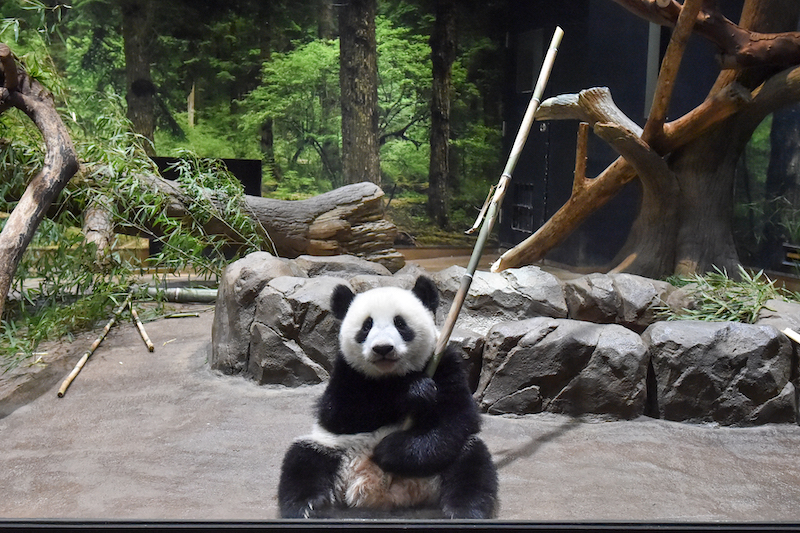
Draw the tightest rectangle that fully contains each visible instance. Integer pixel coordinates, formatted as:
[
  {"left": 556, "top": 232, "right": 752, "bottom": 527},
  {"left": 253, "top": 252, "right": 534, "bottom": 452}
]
[
  {"left": 612, "top": 0, "right": 800, "bottom": 69},
  {"left": 0, "top": 44, "right": 79, "bottom": 320}
]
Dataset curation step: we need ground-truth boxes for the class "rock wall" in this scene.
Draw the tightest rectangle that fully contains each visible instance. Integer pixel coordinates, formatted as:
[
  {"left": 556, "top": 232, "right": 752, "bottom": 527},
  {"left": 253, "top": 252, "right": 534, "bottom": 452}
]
[{"left": 211, "top": 252, "right": 800, "bottom": 426}]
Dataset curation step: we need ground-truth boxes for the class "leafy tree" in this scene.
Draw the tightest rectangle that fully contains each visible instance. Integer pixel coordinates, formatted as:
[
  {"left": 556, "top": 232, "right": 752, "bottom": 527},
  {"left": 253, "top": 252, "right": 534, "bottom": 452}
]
[{"left": 240, "top": 38, "right": 340, "bottom": 193}]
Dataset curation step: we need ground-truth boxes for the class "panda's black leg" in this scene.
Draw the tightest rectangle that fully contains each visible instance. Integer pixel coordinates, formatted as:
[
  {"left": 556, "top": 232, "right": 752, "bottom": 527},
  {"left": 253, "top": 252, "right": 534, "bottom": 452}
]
[
  {"left": 277, "top": 440, "right": 342, "bottom": 518},
  {"left": 439, "top": 436, "right": 499, "bottom": 519}
]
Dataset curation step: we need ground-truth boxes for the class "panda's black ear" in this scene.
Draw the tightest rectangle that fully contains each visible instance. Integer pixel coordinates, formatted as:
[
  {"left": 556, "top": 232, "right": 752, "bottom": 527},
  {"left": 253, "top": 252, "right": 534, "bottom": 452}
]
[
  {"left": 412, "top": 276, "right": 439, "bottom": 314},
  {"left": 331, "top": 284, "right": 355, "bottom": 320}
]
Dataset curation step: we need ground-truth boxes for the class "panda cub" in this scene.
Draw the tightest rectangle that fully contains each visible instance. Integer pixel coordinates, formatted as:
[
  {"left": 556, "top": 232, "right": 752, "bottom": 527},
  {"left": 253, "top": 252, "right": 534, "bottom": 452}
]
[{"left": 277, "top": 276, "right": 498, "bottom": 519}]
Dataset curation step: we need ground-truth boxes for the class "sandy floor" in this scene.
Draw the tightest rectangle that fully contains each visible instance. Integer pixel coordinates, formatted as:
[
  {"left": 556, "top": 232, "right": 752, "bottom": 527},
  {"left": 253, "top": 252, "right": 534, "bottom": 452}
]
[{"left": 2, "top": 304, "right": 800, "bottom": 525}]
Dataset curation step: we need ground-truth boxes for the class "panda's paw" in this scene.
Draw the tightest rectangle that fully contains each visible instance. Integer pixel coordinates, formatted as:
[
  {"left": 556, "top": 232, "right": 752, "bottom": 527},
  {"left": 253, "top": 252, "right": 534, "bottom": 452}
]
[
  {"left": 406, "top": 375, "right": 438, "bottom": 410},
  {"left": 282, "top": 495, "right": 332, "bottom": 519},
  {"left": 371, "top": 431, "right": 409, "bottom": 472}
]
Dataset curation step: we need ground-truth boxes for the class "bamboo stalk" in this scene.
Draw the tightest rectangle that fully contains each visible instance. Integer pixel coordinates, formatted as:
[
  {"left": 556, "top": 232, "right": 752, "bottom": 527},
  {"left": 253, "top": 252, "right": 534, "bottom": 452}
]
[
  {"left": 782, "top": 328, "right": 800, "bottom": 345},
  {"left": 426, "top": 26, "right": 564, "bottom": 379},
  {"left": 57, "top": 294, "right": 132, "bottom": 398},
  {"left": 131, "top": 305, "right": 154, "bottom": 352},
  {"left": 146, "top": 287, "right": 217, "bottom": 303},
  {"left": 163, "top": 312, "right": 201, "bottom": 319}
]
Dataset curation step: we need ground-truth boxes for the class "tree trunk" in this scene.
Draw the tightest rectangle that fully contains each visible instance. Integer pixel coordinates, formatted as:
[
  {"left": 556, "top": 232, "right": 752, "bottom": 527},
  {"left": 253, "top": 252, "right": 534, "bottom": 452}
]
[
  {"left": 428, "top": 0, "right": 456, "bottom": 229},
  {"left": 0, "top": 45, "right": 80, "bottom": 320},
  {"left": 257, "top": 3, "right": 281, "bottom": 186},
  {"left": 318, "top": 0, "right": 342, "bottom": 187},
  {"left": 614, "top": 0, "right": 800, "bottom": 277},
  {"left": 338, "top": 0, "right": 380, "bottom": 185},
  {"left": 120, "top": 0, "right": 155, "bottom": 156}
]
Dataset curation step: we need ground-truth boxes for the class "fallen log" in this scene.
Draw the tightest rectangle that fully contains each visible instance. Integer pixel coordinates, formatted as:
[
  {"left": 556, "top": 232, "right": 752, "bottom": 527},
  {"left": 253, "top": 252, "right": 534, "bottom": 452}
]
[{"left": 126, "top": 176, "right": 406, "bottom": 271}]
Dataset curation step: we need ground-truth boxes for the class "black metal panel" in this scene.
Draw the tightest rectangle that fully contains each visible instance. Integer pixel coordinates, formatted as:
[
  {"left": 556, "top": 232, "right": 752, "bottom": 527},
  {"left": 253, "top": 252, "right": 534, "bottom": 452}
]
[{"left": 152, "top": 156, "right": 262, "bottom": 198}]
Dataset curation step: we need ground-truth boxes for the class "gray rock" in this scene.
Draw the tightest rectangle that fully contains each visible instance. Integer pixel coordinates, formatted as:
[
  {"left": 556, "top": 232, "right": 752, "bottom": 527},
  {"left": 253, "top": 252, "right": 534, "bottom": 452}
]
[
  {"left": 757, "top": 298, "right": 800, "bottom": 336},
  {"left": 248, "top": 323, "right": 329, "bottom": 386},
  {"left": 665, "top": 283, "right": 699, "bottom": 316},
  {"left": 564, "top": 272, "right": 673, "bottom": 332},
  {"left": 210, "top": 252, "right": 306, "bottom": 375},
  {"left": 611, "top": 273, "right": 674, "bottom": 331},
  {"left": 433, "top": 265, "right": 567, "bottom": 335},
  {"left": 487, "top": 385, "right": 542, "bottom": 416},
  {"left": 564, "top": 273, "right": 618, "bottom": 324},
  {"left": 347, "top": 274, "right": 406, "bottom": 293},
  {"left": 391, "top": 262, "right": 433, "bottom": 281},
  {"left": 448, "top": 327, "right": 485, "bottom": 392},
  {"left": 477, "top": 317, "right": 648, "bottom": 419},
  {"left": 474, "top": 320, "right": 535, "bottom": 400},
  {"left": 248, "top": 276, "right": 346, "bottom": 384},
  {"left": 643, "top": 321, "right": 795, "bottom": 425},
  {"left": 293, "top": 254, "right": 392, "bottom": 278}
]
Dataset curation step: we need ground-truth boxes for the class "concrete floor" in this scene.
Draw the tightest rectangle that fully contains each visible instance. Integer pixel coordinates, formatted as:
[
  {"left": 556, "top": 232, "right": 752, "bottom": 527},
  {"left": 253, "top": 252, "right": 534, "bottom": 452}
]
[{"left": 2, "top": 304, "right": 800, "bottom": 528}]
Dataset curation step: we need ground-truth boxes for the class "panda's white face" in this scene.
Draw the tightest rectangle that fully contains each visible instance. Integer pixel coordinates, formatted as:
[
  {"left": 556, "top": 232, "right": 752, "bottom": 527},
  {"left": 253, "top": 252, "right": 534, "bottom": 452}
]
[{"left": 338, "top": 286, "right": 438, "bottom": 378}]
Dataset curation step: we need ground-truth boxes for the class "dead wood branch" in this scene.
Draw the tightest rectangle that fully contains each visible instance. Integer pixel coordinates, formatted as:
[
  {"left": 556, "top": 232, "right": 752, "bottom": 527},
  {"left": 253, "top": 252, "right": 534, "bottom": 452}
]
[
  {"left": 611, "top": 0, "right": 800, "bottom": 69},
  {"left": 642, "top": 0, "right": 703, "bottom": 144},
  {"left": 493, "top": 0, "right": 715, "bottom": 273},
  {"left": 0, "top": 44, "right": 79, "bottom": 320},
  {"left": 572, "top": 123, "right": 590, "bottom": 197}
]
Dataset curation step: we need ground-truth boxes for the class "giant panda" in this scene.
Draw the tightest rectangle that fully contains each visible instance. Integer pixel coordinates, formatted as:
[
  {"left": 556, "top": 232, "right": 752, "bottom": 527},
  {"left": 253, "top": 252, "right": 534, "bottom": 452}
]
[{"left": 277, "top": 276, "right": 498, "bottom": 519}]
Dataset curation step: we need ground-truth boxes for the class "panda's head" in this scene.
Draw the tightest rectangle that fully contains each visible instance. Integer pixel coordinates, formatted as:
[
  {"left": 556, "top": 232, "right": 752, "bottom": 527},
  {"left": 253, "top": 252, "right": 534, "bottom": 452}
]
[{"left": 330, "top": 277, "right": 440, "bottom": 378}]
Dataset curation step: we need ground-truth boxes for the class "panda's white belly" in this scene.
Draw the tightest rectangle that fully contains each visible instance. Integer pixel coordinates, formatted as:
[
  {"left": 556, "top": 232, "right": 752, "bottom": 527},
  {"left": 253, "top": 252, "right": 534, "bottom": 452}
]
[{"left": 307, "top": 424, "right": 441, "bottom": 510}]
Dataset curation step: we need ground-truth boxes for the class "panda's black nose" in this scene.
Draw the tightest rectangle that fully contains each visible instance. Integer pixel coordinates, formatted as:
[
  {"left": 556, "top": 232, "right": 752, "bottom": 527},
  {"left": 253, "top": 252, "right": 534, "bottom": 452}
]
[{"left": 372, "top": 344, "right": 394, "bottom": 357}]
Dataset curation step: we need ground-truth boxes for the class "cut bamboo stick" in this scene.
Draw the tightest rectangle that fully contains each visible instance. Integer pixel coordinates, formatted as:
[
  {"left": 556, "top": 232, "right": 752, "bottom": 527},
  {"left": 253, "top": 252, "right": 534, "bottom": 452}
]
[
  {"left": 131, "top": 305, "right": 154, "bottom": 352},
  {"left": 163, "top": 312, "right": 201, "bottom": 319},
  {"left": 57, "top": 294, "right": 131, "bottom": 398},
  {"left": 782, "top": 328, "right": 800, "bottom": 345}
]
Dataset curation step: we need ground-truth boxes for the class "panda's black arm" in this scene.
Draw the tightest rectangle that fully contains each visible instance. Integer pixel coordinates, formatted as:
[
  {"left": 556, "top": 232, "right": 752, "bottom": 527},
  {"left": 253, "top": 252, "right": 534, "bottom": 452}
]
[
  {"left": 372, "top": 349, "right": 482, "bottom": 477},
  {"left": 317, "top": 355, "right": 408, "bottom": 434}
]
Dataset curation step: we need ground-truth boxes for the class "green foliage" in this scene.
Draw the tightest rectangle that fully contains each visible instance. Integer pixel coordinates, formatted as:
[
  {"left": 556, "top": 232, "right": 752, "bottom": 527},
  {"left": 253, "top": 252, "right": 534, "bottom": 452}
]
[
  {"left": 661, "top": 265, "right": 798, "bottom": 324},
  {"left": 381, "top": 139, "right": 430, "bottom": 192},
  {"left": 155, "top": 109, "right": 262, "bottom": 161},
  {"left": 0, "top": 34, "right": 269, "bottom": 369},
  {"left": 239, "top": 38, "right": 340, "bottom": 193},
  {"left": 376, "top": 15, "right": 431, "bottom": 146},
  {"left": 0, "top": 1, "right": 512, "bottom": 367}
]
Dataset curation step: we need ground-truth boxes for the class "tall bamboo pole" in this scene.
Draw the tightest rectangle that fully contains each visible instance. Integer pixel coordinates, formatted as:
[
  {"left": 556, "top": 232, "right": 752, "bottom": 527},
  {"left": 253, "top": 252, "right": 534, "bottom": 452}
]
[{"left": 425, "top": 26, "right": 564, "bottom": 378}]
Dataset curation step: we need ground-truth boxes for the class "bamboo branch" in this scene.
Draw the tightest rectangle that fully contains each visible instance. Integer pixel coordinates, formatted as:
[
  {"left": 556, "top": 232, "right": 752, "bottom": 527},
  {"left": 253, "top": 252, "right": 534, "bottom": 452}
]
[
  {"left": 782, "top": 328, "right": 800, "bottom": 345},
  {"left": 57, "top": 294, "right": 132, "bottom": 398},
  {"left": 131, "top": 305, "right": 154, "bottom": 352}
]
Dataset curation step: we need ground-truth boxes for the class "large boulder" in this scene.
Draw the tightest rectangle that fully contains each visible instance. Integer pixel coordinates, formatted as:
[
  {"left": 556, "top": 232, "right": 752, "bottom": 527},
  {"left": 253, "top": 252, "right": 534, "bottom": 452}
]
[
  {"left": 448, "top": 327, "right": 485, "bottom": 393},
  {"left": 757, "top": 298, "right": 800, "bottom": 336},
  {"left": 643, "top": 321, "right": 796, "bottom": 425},
  {"left": 293, "top": 254, "right": 393, "bottom": 278},
  {"left": 210, "top": 252, "right": 306, "bottom": 375},
  {"left": 563, "top": 273, "right": 674, "bottom": 332},
  {"left": 433, "top": 265, "right": 567, "bottom": 335},
  {"left": 247, "top": 276, "right": 348, "bottom": 385},
  {"left": 476, "top": 317, "right": 648, "bottom": 419}
]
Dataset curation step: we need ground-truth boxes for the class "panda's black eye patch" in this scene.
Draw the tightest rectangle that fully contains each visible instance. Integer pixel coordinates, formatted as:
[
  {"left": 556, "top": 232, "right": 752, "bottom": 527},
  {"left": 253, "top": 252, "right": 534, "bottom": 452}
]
[
  {"left": 356, "top": 317, "right": 373, "bottom": 343},
  {"left": 394, "top": 315, "right": 415, "bottom": 342}
]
